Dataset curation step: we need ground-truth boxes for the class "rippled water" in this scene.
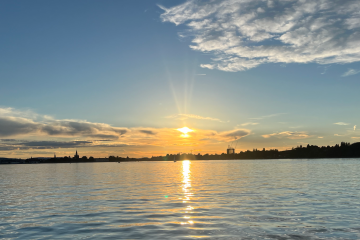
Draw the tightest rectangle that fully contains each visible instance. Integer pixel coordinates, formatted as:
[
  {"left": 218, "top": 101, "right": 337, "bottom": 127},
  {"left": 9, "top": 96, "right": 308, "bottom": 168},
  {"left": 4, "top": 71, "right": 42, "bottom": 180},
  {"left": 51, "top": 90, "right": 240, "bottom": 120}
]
[{"left": 1, "top": 159, "right": 360, "bottom": 239}]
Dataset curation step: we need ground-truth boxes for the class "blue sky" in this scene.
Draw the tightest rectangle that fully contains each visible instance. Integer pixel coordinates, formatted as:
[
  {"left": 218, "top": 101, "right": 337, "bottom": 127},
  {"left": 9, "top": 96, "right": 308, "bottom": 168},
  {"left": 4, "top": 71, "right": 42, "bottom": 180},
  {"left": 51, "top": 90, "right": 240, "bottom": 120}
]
[{"left": 1, "top": 0, "right": 360, "bottom": 158}]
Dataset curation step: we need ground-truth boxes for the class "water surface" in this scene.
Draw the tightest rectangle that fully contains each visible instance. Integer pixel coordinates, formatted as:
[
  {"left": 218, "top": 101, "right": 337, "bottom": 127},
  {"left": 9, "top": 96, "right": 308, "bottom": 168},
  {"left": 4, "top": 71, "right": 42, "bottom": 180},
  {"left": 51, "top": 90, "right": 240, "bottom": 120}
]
[{"left": 1, "top": 159, "right": 360, "bottom": 239}]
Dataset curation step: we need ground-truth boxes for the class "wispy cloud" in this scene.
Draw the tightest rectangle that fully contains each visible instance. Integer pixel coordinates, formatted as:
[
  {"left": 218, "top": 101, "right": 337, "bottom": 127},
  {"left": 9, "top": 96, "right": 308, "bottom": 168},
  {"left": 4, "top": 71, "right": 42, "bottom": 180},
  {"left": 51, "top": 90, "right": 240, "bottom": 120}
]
[
  {"left": 321, "top": 66, "right": 330, "bottom": 75},
  {"left": 342, "top": 69, "right": 360, "bottom": 77},
  {"left": 137, "top": 129, "right": 157, "bottom": 135},
  {"left": 160, "top": 0, "right": 360, "bottom": 72},
  {"left": 262, "top": 131, "right": 310, "bottom": 139},
  {"left": 250, "top": 113, "right": 285, "bottom": 120},
  {"left": 217, "top": 129, "right": 251, "bottom": 141},
  {"left": 334, "top": 122, "right": 349, "bottom": 125},
  {"left": 354, "top": 125, "right": 357, "bottom": 131},
  {"left": 239, "top": 122, "right": 259, "bottom": 126},
  {"left": 196, "top": 74, "right": 206, "bottom": 76},
  {"left": 166, "top": 113, "right": 227, "bottom": 123}
]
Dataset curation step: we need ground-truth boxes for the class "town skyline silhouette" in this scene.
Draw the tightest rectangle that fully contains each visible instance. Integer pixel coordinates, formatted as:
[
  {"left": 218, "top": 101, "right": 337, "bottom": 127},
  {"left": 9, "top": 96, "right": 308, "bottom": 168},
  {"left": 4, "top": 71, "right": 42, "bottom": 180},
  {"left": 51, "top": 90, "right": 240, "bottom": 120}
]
[{"left": 1, "top": 141, "right": 359, "bottom": 164}]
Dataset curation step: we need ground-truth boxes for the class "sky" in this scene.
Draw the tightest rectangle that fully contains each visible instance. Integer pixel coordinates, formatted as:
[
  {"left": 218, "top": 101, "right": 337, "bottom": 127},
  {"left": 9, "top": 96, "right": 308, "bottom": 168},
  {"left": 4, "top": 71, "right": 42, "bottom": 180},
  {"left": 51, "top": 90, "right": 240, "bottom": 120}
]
[{"left": 1, "top": 0, "right": 360, "bottom": 158}]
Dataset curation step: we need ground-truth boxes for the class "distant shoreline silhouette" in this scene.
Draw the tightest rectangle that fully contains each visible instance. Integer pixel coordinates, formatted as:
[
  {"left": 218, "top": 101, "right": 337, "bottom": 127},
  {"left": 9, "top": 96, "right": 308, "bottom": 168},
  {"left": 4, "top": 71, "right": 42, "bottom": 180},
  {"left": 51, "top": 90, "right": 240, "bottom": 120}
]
[{"left": 1, "top": 142, "right": 359, "bottom": 164}]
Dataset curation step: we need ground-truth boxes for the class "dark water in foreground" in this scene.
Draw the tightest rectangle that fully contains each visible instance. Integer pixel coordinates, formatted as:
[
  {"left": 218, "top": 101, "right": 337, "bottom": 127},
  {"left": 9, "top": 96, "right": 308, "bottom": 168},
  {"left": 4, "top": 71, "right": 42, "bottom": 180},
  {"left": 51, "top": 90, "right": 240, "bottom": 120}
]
[{"left": 1, "top": 159, "right": 360, "bottom": 239}]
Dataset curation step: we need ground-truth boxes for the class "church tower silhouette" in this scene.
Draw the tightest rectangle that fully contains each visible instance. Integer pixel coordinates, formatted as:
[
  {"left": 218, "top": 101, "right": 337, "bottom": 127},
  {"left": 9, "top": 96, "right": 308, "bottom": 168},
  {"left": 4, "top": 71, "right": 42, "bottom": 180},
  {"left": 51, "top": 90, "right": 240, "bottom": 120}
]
[{"left": 74, "top": 150, "right": 79, "bottom": 160}]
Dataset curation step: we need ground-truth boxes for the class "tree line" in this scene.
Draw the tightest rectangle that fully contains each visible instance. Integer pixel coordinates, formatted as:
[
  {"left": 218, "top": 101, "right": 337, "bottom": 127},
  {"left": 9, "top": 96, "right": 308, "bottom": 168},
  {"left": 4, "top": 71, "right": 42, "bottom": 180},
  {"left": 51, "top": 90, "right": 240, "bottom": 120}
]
[{"left": 3, "top": 141, "right": 358, "bottom": 164}]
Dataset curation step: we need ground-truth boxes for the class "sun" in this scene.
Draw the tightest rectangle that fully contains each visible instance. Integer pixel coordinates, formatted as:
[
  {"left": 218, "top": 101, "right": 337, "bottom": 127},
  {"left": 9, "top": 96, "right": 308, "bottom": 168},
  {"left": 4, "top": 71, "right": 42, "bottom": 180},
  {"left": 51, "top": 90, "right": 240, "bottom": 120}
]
[
  {"left": 177, "top": 127, "right": 194, "bottom": 138},
  {"left": 177, "top": 127, "right": 193, "bottom": 134}
]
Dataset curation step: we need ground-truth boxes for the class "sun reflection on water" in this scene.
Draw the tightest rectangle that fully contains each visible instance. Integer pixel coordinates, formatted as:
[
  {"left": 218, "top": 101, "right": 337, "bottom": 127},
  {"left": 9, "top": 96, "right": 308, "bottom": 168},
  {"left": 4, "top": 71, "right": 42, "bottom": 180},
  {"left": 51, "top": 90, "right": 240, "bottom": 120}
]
[{"left": 181, "top": 160, "right": 194, "bottom": 225}]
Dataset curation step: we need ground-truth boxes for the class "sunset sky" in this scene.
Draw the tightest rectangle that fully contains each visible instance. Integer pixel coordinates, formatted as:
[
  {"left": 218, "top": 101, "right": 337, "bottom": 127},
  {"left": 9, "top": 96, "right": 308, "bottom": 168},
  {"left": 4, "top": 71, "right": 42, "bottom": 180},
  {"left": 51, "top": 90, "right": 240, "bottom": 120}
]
[{"left": 1, "top": 0, "right": 360, "bottom": 158}]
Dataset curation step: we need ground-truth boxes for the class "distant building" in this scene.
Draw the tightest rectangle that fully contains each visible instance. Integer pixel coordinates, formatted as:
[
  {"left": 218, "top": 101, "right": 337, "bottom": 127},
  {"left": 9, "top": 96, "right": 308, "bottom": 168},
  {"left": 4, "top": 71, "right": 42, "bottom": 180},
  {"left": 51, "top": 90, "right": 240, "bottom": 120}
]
[
  {"left": 227, "top": 145, "right": 235, "bottom": 154},
  {"left": 74, "top": 150, "right": 79, "bottom": 160}
]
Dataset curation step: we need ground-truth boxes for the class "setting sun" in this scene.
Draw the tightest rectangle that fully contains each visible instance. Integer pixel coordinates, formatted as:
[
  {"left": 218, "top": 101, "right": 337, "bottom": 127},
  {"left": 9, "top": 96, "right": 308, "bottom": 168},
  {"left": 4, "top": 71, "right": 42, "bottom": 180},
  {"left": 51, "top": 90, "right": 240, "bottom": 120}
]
[
  {"left": 177, "top": 127, "right": 193, "bottom": 134},
  {"left": 177, "top": 127, "right": 194, "bottom": 138}
]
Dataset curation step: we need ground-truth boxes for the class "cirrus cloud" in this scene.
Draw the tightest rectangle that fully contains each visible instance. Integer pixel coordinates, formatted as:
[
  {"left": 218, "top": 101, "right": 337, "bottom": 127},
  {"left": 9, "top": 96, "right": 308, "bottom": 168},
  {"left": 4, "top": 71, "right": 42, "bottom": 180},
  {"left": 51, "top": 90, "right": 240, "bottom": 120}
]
[
  {"left": 166, "top": 113, "right": 227, "bottom": 123},
  {"left": 342, "top": 68, "right": 360, "bottom": 77},
  {"left": 334, "top": 122, "right": 349, "bottom": 126},
  {"left": 160, "top": 0, "right": 360, "bottom": 72},
  {"left": 262, "top": 131, "right": 310, "bottom": 139},
  {"left": 240, "top": 122, "right": 259, "bottom": 126}
]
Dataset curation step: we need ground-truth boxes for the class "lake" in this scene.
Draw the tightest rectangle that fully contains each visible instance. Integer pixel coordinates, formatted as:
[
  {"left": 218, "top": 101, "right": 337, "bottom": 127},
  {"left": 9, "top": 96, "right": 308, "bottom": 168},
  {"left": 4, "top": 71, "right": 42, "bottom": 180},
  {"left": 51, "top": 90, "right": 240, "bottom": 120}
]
[{"left": 1, "top": 159, "right": 360, "bottom": 239}]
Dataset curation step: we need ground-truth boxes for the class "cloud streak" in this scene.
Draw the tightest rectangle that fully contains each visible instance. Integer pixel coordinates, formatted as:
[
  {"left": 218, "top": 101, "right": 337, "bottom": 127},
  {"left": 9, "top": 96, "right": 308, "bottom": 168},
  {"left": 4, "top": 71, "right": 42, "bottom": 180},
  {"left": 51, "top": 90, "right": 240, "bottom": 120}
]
[
  {"left": 166, "top": 113, "right": 227, "bottom": 122},
  {"left": 342, "top": 69, "right": 360, "bottom": 77},
  {"left": 0, "top": 139, "right": 129, "bottom": 151},
  {"left": 239, "top": 122, "right": 259, "bottom": 126},
  {"left": 0, "top": 116, "right": 129, "bottom": 140},
  {"left": 160, "top": 0, "right": 360, "bottom": 72},
  {"left": 262, "top": 131, "right": 310, "bottom": 139},
  {"left": 250, "top": 113, "right": 285, "bottom": 120},
  {"left": 0, "top": 107, "right": 129, "bottom": 139},
  {"left": 334, "top": 122, "right": 349, "bottom": 126}
]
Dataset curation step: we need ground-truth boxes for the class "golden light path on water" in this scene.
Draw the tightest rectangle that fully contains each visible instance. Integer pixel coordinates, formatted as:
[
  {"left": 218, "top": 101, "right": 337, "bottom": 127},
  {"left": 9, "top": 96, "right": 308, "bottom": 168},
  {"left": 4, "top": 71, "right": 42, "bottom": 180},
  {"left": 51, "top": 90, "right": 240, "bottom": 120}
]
[{"left": 181, "top": 160, "right": 194, "bottom": 225}]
